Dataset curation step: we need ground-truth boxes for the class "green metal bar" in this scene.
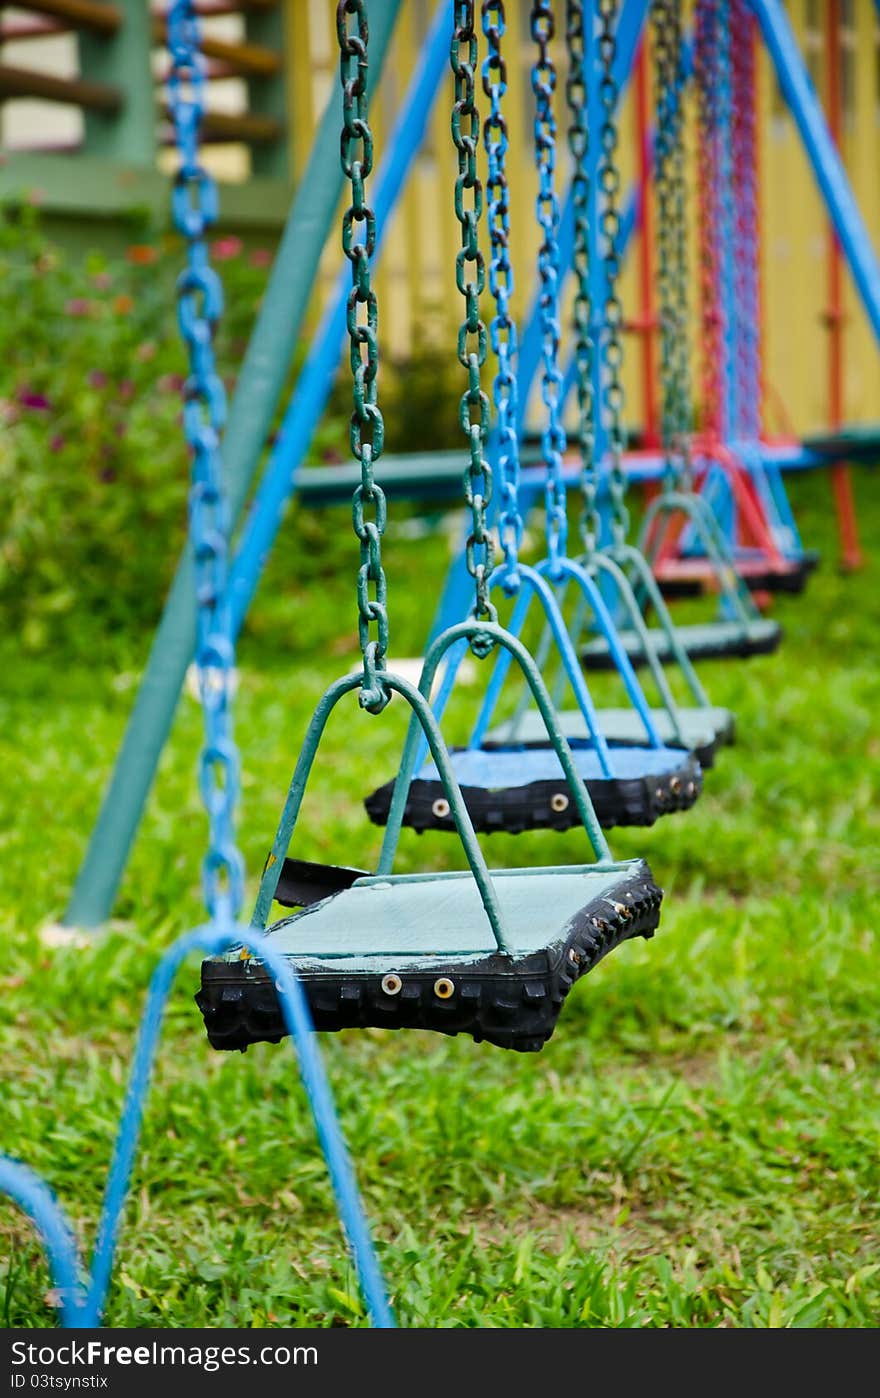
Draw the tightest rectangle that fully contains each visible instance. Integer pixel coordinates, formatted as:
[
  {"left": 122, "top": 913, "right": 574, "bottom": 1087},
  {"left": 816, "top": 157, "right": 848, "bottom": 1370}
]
[
  {"left": 244, "top": 0, "right": 287, "bottom": 179},
  {"left": 78, "top": 0, "right": 154, "bottom": 165},
  {"left": 611, "top": 543, "right": 711, "bottom": 707},
  {"left": 378, "top": 621, "right": 615, "bottom": 873},
  {"left": 639, "top": 490, "right": 758, "bottom": 627},
  {"left": 63, "top": 0, "right": 403, "bottom": 931},
  {"left": 250, "top": 670, "right": 515, "bottom": 957}
]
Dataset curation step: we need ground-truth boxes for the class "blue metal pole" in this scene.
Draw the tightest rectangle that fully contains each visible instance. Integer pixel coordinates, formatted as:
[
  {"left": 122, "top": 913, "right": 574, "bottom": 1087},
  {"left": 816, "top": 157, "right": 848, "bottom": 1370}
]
[
  {"left": 228, "top": 0, "right": 452, "bottom": 634},
  {"left": 747, "top": 0, "right": 880, "bottom": 345}
]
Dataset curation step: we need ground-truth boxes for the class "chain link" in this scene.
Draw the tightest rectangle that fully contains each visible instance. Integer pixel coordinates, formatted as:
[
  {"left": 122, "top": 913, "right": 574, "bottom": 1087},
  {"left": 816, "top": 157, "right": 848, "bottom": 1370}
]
[
  {"left": 168, "top": 0, "right": 244, "bottom": 925},
  {"left": 482, "top": 1, "right": 522, "bottom": 594},
  {"left": 452, "top": 1, "right": 495, "bottom": 629},
  {"left": 653, "top": 0, "right": 693, "bottom": 490},
  {"left": 564, "top": 1, "right": 600, "bottom": 556},
  {"left": 530, "top": 0, "right": 568, "bottom": 574},
  {"left": 338, "top": 0, "right": 390, "bottom": 713},
  {"left": 730, "top": 0, "right": 761, "bottom": 440},
  {"left": 695, "top": 0, "right": 725, "bottom": 440},
  {"left": 597, "top": 0, "right": 629, "bottom": 544}
]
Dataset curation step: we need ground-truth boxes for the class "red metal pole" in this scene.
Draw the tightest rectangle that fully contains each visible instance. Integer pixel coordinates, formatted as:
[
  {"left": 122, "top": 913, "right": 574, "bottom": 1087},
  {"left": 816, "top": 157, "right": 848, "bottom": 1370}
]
[{"left": 824, "top": 0, "right": 863, "bottom": 570}]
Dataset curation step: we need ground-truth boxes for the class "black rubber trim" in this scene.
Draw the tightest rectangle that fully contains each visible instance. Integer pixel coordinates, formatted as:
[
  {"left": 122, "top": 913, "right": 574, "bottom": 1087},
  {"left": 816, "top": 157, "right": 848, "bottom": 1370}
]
[
  {"left": 274, "top": 857, "right": 367, "bottom": 908},
  {"left": 657, "top": 551, "right": 820, "bottom": 599},
  {"left": 196, "top": 866, "right": 663, "bottom": 1054},
  {"left": 363, "top": 750, "right": 702, "bottom": 834},
  {"left": 581, "top": 623, "right": 781, "bottom": 670}
]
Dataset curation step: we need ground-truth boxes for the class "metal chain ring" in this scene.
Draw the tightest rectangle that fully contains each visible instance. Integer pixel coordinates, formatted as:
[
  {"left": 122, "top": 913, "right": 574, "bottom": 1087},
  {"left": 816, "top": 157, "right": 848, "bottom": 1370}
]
[
  {"left": 730, "top": 0, "right": 761, "bottom": 440},
  {"left": 481, "top": 0, "right": 523, "bottom": 593},
  {"left": 452, "top": 0, "right": 495, "bottom": 632},
  {"left": 652, "top": 0, "right": 692, "bottom": 490},
  {"left": 695, "top": 0, "right": 724, "bottom": 439},
  {"left": 597, "top": 0, "right": 629, "bottom": 545},
  {"left": 338, "top": 0, "right": 390, "bottom": 713},
  {"left": 168, "top": 0, "right": 244, "bottom": 924},
  {"left": 530, "top": 0, "right": 568, "bottom": 575},
  {"left": 564, "top": 0, "right": 600, "bottom": 556}
]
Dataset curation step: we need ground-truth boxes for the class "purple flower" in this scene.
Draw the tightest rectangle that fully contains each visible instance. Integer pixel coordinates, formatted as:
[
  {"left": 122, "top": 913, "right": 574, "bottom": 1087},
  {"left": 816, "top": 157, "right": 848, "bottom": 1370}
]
[
  {"left": 65, "top": 298, "right": 92, "bottom": 317},
  {"left": 17, "top": 387, "right": 51, "bottom": 411},
  {"left": 118, "top": 379, "right": 134, "bottom": 400},
  {"left": 88, "top": 370, "right": 107, "bottom": 389},
  {"left": 50, "top": 434, "right": 65, "bottom": 452}
]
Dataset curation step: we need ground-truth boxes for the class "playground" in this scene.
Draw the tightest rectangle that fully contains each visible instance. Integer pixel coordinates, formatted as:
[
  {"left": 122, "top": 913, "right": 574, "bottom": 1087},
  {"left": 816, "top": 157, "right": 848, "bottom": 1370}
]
[{"left": 1, "top": 0, "right": 879, "bottom": 1333}]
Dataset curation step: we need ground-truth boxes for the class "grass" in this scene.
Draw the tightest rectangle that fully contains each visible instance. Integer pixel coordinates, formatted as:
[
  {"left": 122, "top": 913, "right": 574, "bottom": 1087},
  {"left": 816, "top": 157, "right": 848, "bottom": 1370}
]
[{"left": 1, "top": 467, "right": 878, "bottom": 1328}]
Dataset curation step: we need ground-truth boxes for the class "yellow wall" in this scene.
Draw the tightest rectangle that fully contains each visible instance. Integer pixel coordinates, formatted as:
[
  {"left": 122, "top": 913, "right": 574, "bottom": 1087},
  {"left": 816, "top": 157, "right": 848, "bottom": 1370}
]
[{"left": 286, "top": 0, "right": 880, "bottom": 437}]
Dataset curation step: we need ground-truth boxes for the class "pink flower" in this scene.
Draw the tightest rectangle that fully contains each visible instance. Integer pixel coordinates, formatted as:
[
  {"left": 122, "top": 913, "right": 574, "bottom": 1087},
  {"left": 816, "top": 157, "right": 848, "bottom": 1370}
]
[
  {"left": 211, "top": 235, "right": 243, "bottom": 262},
  {"left": 91, "top": 272, "right": 112, "bottom": 290},
  {"left": 118, "top": 379, "right": 134, "bottom": 400},
  {"left": 88, "top": 370, "right": 107, "bottom": 389},
  {"left": 50, "top": 434, "right": 65, "bottom": 452},
  {"left": 65, "top": 298, "right": 92, "bottom": 317},
  {"left": 157, "top": 372, "right": 185, "bottom": 393},
  {"left": 135, "top": 340, "right": 157, "bottom": 363},
  {"left": 248, "top": 247, "right": 272, "bottom": 268}
]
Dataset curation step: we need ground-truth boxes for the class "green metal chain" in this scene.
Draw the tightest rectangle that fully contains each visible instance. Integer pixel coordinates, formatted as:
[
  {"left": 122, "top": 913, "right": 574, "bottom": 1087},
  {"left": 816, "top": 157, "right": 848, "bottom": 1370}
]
[
  {"left": 338, "top": 0, "right": 389, "bottom": 714},
  {"left": 597, "top": 0, "right": 629, "bottom": 546},
  {"left": 452, "top": 0, "right": 497, "bottom": 645},
  {"left": 652, "top": 0, "right": 693, "bottom": 490},
  {"left": 668, "top": 0, "right": 693, "bottom": 486},
  {"left": 564, "top": 0, "right": 600, "bottom": 557}
]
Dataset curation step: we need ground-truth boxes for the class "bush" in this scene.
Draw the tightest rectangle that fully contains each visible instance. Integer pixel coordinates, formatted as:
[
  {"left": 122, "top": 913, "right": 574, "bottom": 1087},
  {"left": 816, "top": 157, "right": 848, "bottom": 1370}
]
[
  {"left": 0, "top": 205, "right": 468, "bottom": 657},
  {"left": 0, "top": 205, "right": 304, "bottom": 652}
]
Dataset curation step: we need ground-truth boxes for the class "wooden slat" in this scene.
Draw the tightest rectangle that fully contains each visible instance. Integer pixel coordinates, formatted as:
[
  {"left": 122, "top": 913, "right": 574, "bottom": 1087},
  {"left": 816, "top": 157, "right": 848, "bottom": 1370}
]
[
  {"left": 151, "top": 15, "right": 281, "bottom": 77},
  {"left": 4, "top": 0, "right": 121, "bottom": 35},
  {"left": 161, "top": 107, "right": 281, "bottom": 144},
  {"left": 0, "top": 63, "right": 122, "bottom": 111}
]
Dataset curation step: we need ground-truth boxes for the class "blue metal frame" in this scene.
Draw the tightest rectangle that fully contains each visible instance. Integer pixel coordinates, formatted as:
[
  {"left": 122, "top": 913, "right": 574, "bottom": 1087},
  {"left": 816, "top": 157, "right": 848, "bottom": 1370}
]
[
  {"left": 747, "top": 0, "right": 880, "bottom": 346},
  {"left": 0, "top": 925, "right": 394, "bottom": 1328}
]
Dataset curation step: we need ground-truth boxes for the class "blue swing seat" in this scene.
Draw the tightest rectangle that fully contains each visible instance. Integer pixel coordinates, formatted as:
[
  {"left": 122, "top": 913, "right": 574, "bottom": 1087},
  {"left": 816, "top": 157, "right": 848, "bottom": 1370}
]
[{"left": 365, "top": 738, "right": 701, "bottom": 834}]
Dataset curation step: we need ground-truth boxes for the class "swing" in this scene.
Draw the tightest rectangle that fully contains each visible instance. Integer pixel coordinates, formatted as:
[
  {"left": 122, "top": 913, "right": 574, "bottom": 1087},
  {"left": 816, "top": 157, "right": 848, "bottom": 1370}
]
[
  {"left": 634, "top": 0, "right": 810, "bottom": 604},
  {"left": 364, "top": 0, "right": 702, "bottom": 839},
  {"left": 581, "top": 0, "right": 781, "bottom": 671},
  {"left": 199, "top": 0, "right": 662, "bottom": 1055}
]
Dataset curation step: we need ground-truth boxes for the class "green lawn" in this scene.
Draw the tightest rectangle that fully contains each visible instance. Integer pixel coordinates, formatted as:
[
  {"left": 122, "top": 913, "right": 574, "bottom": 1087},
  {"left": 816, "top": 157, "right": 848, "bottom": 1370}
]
[{"left": 1, "top": 468, "right": 878, "bottom": 1328}]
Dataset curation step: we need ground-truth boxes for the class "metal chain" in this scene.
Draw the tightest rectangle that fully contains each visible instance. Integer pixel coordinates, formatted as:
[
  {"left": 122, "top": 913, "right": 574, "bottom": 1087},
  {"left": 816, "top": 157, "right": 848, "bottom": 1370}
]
[
  {"left": 597, "top": 0, "right": 629, "bottom": 544},
  {"left": 481, "top": 1, "right": 522, "bottom": 593},
  {"left": 338, "top": 0, "right": 389, "bottom": 713},
  {"left": 530, "top": 0, "right": 568, "bottom": 574},
  {"left": 653, "top": 0, "right": 693, "bottom": 490},
  {"left": 564, "top": 0, "right": 600, "bottom": 556},
  {"left": 716, "top": 0, "right": 737, "bottom": 441},
  {"left": 730, "top": 0, "right": 761, "bottom": 440},
  {"left": 695, "top": 0, "right": 724, "bottom": 439},
  {"left": 452, "top": 1, "right": 495, "bottom": 628},
  {"left": 168, "top": 0, "right": 244, "bottom": 925}
]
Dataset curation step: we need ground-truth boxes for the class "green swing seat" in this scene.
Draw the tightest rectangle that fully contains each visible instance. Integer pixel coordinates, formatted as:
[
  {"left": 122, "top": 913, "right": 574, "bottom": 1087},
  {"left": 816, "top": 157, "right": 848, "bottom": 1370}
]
[
  {"left": 197, "top": 855, "right": 662, "bottom": 1054},
  {"left": 580, "top": 616, "right": 781, "bottom": 670},
  {"left": 486, "top": 703, "right": 735, "bottom": 769}
]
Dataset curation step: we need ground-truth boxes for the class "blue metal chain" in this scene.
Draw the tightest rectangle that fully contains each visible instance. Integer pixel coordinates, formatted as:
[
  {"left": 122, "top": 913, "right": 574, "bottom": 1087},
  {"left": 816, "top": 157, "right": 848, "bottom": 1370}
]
[
  {"left": 168, "top": 0, "right": 244, "bottom": 926},
  {"left": 481, "top": 1, "right": 522, "bottom": 593},
  {"left": 564, "top": 0, "right": 600, "bottom": 556},
  {"left": 716, "top": 0, "right": 738, "bottom": 442},
  {"left": 530, "top": 0, "right": 568, "bottom": 576}
]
